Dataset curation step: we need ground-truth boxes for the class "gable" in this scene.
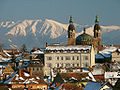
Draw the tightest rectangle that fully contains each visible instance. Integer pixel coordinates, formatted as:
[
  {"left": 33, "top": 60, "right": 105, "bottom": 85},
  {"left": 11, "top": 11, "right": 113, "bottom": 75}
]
[{"left": 3, "top": 64, "right": 14, "bottom": 73}]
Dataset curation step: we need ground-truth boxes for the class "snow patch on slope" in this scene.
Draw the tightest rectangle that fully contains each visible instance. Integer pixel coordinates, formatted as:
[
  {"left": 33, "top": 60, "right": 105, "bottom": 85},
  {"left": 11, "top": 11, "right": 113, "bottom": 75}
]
[{"left": 40, "top": 19, "right": 68, "bottom": 38}]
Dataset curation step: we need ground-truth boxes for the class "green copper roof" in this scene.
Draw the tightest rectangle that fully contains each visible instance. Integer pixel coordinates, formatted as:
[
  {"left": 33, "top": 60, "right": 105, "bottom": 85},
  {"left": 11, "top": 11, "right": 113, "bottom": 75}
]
[
  {"left": 76, "top": 29, "right": 93, "bottom": 45},
  {"left": 94, "top": 14, "right": 101, "bottom": 31},
  {"left": 68, "top": 15, "right": 75, "bottom": 30},
  {"left": 95, "top": 14, "right": 99, "bottom": 24},
  {"left": 69, "top": 15, "right": 73, "bottom": 24}
]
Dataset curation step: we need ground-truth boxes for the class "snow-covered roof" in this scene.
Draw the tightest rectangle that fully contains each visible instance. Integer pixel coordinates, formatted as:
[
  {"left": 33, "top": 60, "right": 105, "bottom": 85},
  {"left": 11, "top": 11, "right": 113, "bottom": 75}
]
[
  {"left": 32, "top": 50, "right": 44, "bottom": 54},
  {"left": 96, "top": 46, "right": 117, "bottom": 59},
  {"left": 92, "top": 68, "right": 104, "bottom": 75},
  {"left": 46, "top": 45, "right": 91, "bottom": 50},
  {"left": 105, "top": 72, "right": 120, "bottom": 79},
  {"left": 88, "top": 72, "right": 96, "bottom": 82},
  {"left": 100, "top": 47, "right": 117, "bottom": 55}
]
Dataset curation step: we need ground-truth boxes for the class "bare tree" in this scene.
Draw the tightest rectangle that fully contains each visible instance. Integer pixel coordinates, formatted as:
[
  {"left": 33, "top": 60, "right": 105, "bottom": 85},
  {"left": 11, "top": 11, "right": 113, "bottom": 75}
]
[
  {"left": 0, "top": 43, "right": 4, "bottom": 51},
  {"left": 20, "top": 44, "right": 27, "bottom": 53}
]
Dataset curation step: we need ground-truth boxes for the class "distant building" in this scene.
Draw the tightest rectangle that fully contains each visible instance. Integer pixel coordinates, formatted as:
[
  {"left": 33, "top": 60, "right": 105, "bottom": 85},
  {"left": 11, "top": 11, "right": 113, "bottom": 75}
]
[
  {"left": 0, "top": 65, "right": 48, "bottom": 90},
  {"left": 26, "top": 59, "right": 44, "bottom": 76},
  {"left": 2, "top": 64, "right": 14, "bottom": 81},
  {"left": 112, "top": 49, "right": 120, "bottom": 62}
]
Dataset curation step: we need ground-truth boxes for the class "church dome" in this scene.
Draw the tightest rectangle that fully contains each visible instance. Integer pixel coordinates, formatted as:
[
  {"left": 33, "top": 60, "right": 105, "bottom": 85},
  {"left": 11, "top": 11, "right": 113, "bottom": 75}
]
[{"left": 76, "top": 29, "right": 93, "bottom": 45}]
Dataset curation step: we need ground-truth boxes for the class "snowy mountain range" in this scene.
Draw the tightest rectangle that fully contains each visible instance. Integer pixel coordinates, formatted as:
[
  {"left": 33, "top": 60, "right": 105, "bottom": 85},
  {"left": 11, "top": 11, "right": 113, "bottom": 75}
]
[{"left": 0, "top": 19, "right": 120, "bottom": 50}]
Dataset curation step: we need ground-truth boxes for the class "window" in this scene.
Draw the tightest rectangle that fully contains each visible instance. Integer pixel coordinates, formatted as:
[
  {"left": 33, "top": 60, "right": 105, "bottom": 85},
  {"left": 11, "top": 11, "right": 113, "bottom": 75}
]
[
  {"left": 66, "top": 56, "right": 70, "bottom": 60},
  {"left": 72, "top": 56, "right": 74, "bottom": 60},
  {"left": 57, "top": 56, "right": 59, "bottom": 60},
  {"left": 40, "top": 68, "right": 42, "bottom": 70},
  {"left": 57, "top": 63, "right": 59, "bottom": 68},
  {"left": 37, "top": 86, "right": 39, "bottom": 88},
  {"left": 85, "top": 63, "right": 89, "bottom": 67},
  {"left": 43, "top": 86, "right": 46, "bottom": 90},
  {"left": 73, "top": 64, "right": 74, "bottom": 67},
  {"left": 70, "top": 33, "right": 72, "bottom": 37},
  {"left": 47, "top": 63, "right": 52, "bottom": 67},
  {"left": 66, "top": 63, "right": 70, "bottom": 67},
  {"left": 61, "top": 56, "right": 63, "bottom": 60},
  {"left": 61, "top": 63, "right": 63, "bottom": 67},
  {"left": 83, "top": 63, "right": 88, "bottom": 67},
  {"left": 84, "top": 56, "right": 88, "bottom": 60},
  {"left": 47, "top": 57, "right": 52, "bottom": 60},
  {"left": 77, "top": 63, "right": 79, "bottom": 67},
  {"left": 77, "top": 56, "right": 79, "bottom": 60}
]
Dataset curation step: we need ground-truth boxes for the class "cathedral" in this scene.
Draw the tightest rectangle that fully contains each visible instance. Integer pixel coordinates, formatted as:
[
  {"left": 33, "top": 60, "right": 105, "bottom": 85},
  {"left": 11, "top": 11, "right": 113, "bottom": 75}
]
[
  {"left": 67, "top": 14, "right": 102, "bottom": 52},
  {"left": 44, "top": 15, "right": 101, "bottom": 75}
]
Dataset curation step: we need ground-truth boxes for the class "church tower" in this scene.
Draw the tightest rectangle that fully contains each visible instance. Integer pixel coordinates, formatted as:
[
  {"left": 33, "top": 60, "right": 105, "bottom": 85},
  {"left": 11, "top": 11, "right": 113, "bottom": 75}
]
[
  {"left": 93, "top": 14, "right": 101, "bottom": 52},
  {"left": 68, "top": 15, "right": 76, "bottom": 45}
]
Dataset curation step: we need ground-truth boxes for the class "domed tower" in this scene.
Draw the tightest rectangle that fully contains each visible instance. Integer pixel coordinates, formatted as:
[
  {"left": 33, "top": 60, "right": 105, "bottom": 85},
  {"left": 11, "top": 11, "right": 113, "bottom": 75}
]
[
  {"left": 68, "top": 15, "right": 76, "bottom": 45},
  {"left": 93, "top": 14, "right": 101, "bottom": 51},
  {"left": 76, "top": 28, "right": 93, "bottom": 45}
]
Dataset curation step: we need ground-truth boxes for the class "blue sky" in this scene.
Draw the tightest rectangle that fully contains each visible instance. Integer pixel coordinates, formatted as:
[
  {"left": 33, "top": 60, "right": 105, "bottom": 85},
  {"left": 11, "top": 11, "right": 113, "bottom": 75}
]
[{"left": 0, "top": 0, "right": 120, "bottom": 25}]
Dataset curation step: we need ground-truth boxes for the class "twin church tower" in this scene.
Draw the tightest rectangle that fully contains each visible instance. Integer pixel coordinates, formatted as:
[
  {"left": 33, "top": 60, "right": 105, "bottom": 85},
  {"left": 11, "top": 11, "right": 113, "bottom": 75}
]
[{"left": 68, "top": 15, "right": 101, "bottom": 51}]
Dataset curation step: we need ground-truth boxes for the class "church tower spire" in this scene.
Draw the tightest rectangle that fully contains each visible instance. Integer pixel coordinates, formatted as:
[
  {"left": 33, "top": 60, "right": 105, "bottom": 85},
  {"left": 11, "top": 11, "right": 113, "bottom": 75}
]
[
  {"left": 95, "top": 14, "right": 99, "bottom": 24},
  {"left": 68, "top": 15, "right": 76, "bottom": 45},
  {"left": 69, "top": 14, "right": 73, "bottom": 24},
  {"left": 93, "top": 14, "right": 101, "bottom": 52}
]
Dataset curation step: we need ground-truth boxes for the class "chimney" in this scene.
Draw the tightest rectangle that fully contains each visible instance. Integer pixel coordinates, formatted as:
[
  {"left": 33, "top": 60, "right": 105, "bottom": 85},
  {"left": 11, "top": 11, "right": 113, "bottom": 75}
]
[
  {"left": 81, "top": 69, "right": 82, "bottom": 72},
  {"left": 30, "top": 68, "right": 32, "bottom": 76},
  {"left": 30, "top": 55, "right": 32, "bottom": 61},
  {"left": 101, "top": 80, "right": 103, "bottom": 86},
  {"left": 9, "top": 73, "right": 11, "bottom": 78},
  {"left": 3, "top": 74, "right": 6, "bottom": 80},
  {"left": 89, "top": 67, "right": 92, "bottom": 72},
  {"left": 46, "top": 42, "right": 48, "bottom": 47},
  {"left": 102, "top": 42, "right": 105, "bottom": 47},
  {"left": 28, "top": 87, "right": 31, "bottom": 90},
  {"left": 112, "top": 43, "right": 114, "bottom": 47},
  {"left": 19, "top": 69, "right": 22, "bottom": 77}
]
